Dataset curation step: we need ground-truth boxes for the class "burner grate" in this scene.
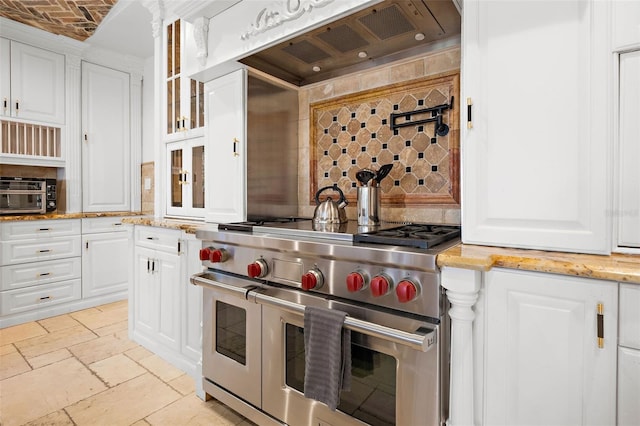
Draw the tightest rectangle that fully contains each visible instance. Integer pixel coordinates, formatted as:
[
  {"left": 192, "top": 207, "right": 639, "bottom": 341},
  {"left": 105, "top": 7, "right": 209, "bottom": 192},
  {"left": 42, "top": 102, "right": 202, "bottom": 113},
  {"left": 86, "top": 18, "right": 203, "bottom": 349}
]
[{"left": 354, "top": 224, "right": 460, "bottom": 249}]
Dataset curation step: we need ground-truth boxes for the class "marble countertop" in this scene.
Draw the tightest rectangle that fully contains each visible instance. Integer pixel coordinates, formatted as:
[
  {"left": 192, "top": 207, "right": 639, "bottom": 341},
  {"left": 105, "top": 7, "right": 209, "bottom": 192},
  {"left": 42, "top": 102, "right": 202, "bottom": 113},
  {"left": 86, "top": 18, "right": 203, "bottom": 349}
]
[
  {"left": 437, "top": 244, "right": 640, "bottom": 284},
  {"left": 0, "top": 211, "right": 143, "bottom": 222}
]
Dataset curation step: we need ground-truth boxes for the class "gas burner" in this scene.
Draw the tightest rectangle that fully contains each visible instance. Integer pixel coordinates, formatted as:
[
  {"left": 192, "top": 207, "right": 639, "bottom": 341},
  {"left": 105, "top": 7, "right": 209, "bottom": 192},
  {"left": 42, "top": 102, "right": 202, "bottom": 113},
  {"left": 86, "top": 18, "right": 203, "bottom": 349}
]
[{"left": 354, "top": 224, "right": 461, "bottom": 249}]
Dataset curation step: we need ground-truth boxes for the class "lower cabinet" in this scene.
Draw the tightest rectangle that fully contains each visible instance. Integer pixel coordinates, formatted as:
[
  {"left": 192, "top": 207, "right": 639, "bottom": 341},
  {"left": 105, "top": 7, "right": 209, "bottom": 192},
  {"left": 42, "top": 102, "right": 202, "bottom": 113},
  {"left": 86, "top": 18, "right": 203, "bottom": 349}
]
[
  {"left": 130, "top": 225, "right": 203, "bottom": 393},
  {"left": 81, "top": 218, "right": 132, "bottom": 299},
  {"left": 618, "top": 284, "right": 640, "bottom": 426},
  {"left": 483, "top": 269, "right": 618, "bottom": 425}
]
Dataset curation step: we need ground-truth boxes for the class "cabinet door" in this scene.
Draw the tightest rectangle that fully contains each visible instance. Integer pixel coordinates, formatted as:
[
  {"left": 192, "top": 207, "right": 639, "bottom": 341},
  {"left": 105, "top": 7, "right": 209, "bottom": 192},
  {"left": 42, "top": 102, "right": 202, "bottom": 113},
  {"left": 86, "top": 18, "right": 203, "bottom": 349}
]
[
  {"left": 82, "top": 62, "right": 131, "bottom": 212},
  {"left": 166, "top": 137, "right": 205, "bottom": 218},
  {"left": 155, "top": 249, "right": 181, "bottom": 351},
  {"left": 0, "top": 38, "right": 10, "bottom": 118},
  {"left": 618, "top": 347, "right": 640, "bottom": 426},
  {"left": 462, "top": 0, "right": 610, "bottom": 254},
  {"left": 134, "top": 246, "right": 158, "bottom": 337},
  {"left": 485, "top": 269, "right": 617, "bottom": 426},
  {"left": 617, "top": 51, "right": 640, "bottom": 249},
  {"left": 205, "top": 69, "right": 246, "bottom": 223},
  {"left": 82, "top": 231, "right": 131, "bottom": 298},
  {"left": 9, "top": 41, "right": 65, "bottom": 124}
]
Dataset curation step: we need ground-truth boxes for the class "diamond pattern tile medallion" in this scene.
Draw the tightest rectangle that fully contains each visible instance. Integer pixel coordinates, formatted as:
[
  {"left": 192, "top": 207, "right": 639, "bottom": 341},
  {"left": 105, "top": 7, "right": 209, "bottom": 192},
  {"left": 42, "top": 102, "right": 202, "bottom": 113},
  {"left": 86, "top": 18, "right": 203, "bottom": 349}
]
[{"left": 310, "top": 71, "right": 460, "bottom": 206}]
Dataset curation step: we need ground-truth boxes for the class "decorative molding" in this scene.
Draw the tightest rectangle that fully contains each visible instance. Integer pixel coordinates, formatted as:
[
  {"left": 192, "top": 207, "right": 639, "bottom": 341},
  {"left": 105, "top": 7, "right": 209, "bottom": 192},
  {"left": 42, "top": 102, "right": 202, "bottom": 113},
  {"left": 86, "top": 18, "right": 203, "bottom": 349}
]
[
  {"left": 441, "top": 267, "right": 482, "bottom": 426},
  {"left": 142, "top": 0, "right": 165, "bottom": 39},
  {"left": 193, "top": 16, "right": 209, "bottom": 67},
  {"left": 241, "top": 0, "right": 335, "bottom": 40}
]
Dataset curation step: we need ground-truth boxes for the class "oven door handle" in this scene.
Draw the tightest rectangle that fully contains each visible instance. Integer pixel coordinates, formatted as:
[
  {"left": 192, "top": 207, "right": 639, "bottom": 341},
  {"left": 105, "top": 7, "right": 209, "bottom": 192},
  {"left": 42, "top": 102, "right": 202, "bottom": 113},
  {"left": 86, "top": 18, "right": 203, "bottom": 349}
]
[{"left": 190, "top": 272, "right": 436, "bottom": 353}]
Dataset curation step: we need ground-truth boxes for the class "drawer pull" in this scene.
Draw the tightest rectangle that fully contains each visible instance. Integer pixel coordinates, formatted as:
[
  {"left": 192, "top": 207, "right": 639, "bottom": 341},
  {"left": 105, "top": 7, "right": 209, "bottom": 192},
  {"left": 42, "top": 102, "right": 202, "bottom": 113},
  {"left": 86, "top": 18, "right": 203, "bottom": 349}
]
[
  {"left": 39, "top": 296, "right": 51, "bottom": 301},
  {"left": 114, "top": 223, "right": 122, "bottom": 226},
  {"left": 146, "top": 237, "right": 156, "bottom": 240},
  {"left": 38, "top": 249, "right": 51, "bottom": 253},
  {"left": 38, "top": 272, "right": 51, "bottom": 277},
  {"left": 38, "top": 228, "right": 51, "bottom": 231}
]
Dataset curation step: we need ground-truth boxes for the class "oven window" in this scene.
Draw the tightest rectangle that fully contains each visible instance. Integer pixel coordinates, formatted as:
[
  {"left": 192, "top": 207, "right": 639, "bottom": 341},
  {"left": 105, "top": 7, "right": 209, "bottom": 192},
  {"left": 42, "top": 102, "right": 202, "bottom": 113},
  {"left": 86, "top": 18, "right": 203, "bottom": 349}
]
[
  {"left": 215, "top": 301, "right": 247, "bottom": 365},
  {"left": 285, "top": 324, "right": 397, "bottom": 426}
]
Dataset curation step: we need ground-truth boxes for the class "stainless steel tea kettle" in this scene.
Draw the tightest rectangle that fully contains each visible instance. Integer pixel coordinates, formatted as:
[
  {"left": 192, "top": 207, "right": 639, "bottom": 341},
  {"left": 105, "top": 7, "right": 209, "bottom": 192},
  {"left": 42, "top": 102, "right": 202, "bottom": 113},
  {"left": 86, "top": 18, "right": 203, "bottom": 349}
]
[{"left": 313, "top": 184, "right": 348, "bottom": 224}]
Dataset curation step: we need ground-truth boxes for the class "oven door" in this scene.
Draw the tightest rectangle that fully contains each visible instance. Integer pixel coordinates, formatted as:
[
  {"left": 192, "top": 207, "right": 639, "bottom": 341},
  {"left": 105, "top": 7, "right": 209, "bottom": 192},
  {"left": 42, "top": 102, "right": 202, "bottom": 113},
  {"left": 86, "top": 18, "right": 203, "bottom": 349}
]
[
  {"left": 260, "top": 290, "right": 442, "bottom": 426},
  {"left": 202, "top": 283, "right": 262, "bottom": 408},
  {"left": 0, "top": 190, "right": 46, "bottom": 214}
]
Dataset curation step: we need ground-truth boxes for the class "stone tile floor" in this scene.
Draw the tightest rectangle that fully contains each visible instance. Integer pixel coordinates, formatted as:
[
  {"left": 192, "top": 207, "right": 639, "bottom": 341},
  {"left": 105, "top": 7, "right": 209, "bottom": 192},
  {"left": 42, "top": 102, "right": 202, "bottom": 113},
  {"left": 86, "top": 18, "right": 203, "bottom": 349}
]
[{"left": 0, "top": 300, "right": 254, "bottom": 426}]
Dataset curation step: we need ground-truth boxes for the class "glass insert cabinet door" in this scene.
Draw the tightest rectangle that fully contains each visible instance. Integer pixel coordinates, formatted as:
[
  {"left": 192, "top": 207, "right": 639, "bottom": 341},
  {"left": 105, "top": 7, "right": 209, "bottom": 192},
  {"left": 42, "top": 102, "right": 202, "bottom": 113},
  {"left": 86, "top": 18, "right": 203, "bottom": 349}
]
[
  {"left": 166, "top": 19, "right": 205, "bottom": 135},
  {"left": 166, "top": 137, "right": 205, "bottom": 218}
]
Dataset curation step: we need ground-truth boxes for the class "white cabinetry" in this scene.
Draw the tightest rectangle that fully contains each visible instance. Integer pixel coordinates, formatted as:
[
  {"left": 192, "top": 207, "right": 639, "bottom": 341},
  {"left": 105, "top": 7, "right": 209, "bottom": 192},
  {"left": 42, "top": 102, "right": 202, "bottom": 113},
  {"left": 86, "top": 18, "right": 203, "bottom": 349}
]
[
  {"left": 166, "top": 137, "right": 205, "bottom": 218},
  {"left": 204, "top": 69, "right": 246, "bottom": 223},
  {"left": 484, "top": 269, "right": 617, "bottom": 425},
  {"left": 461, "top": 0, "right": 610, "bottom": 254},
  {"left": 81, "top": 61, "right": 131, "bottom": 212},
  {"left": 81, "top": 217, "right": 131, "bottom": 299},
  {"left": 618, "top": 284, "right": 640, "bottom": 426},
  {"left": 131, "top": 226, "right": 202, "bottom": 384},
  {"left": 0, "top": 219, "right": 81, "bottom": 326},
  {"left": 616, "top": 51, "right": 640, "bottom": 250},
  {"left": 0, "top": 38, "right": 65, "bottom": 124}
]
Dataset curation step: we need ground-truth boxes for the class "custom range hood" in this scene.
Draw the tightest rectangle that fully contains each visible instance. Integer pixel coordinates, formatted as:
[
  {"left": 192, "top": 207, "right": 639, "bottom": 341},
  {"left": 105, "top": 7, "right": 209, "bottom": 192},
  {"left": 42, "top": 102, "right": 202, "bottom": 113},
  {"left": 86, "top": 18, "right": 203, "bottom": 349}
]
[{"left": 240, "top": 0, "right": 461, "bottom": 86}]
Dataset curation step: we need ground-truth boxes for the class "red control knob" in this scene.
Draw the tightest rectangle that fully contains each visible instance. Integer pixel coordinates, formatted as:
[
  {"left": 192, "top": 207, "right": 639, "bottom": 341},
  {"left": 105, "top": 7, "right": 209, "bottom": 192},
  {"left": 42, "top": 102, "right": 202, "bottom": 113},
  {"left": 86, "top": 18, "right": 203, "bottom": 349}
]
[
  {"left": 247, "top": 259, "right": 268, "bottom": 278},
  {"left": 199, "top": 247, "right": 212, "bottom": 261},
  {"left": 396, "top": 280, "right": 418, "bottom": 303},
  {"left": 370, "top": 275, "right": 391, "bottom": 297},
  {"left": 301, "top": 269, "right": 323, "bottom": 291},
  {"left": 346, "top": 272, "right": 366, "bottom": 292},
  {"left": 209, "top": 249, "right": 229, "bottom": 263}
]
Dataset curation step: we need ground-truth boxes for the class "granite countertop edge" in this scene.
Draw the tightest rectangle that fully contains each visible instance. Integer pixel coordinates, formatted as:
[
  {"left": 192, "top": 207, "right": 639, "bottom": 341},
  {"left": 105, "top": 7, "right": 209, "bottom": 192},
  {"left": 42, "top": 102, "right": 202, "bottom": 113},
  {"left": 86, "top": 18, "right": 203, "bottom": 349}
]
[
  {"left": 0, "top": 211, "right": 144, "bottom": 221},
  {"left": 437, "top": 243, "right": 640, "bottom": 284}
]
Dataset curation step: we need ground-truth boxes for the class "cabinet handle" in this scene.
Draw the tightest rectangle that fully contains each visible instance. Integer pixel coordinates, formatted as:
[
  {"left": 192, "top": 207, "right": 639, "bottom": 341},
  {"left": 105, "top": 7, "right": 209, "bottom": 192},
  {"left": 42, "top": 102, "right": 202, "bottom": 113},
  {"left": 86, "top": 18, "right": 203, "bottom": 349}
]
[
  {"left": 84, "top": 133, "right": 88, "bottom": 142},
  {"left": 177, "top": 241, "right": 181, "bottom": 254},
  {"left": 466, "top": 98, "right": 473, "bottom": 129},
  {"left": 15, "top": 99, "right": 19, "bottom": 113},
  {"left": 38, "top": 228, "right": 51, "bottom": 231},
  {"left": 147, "top": 258, "right": 150, "bottom": 272},
  {"left": 85, "top": 241, "right": 89, "bottom": 250},
  {"left": 114, "top": 223, "right": 122, "bottom": 226},
  {"left": 38, "top": 272, "right": 50, "bottom": 277},
  {"left": 39, "top": 296, "right": 51, "bottom": 301},
  {"left": 597, "top": 303, "right": 604, "bottom": 348},
  {"left": 233, "top": 138, "right": 239, "bottom": 157},
  {"left": 3, "top": 97, "right": 6, "bottom": 112},
  {"left": 151, "top": 259, "right": 156, "bottom": 272},
  {"left": 38, "top": 249, "right": 51, "bottom": 253}
]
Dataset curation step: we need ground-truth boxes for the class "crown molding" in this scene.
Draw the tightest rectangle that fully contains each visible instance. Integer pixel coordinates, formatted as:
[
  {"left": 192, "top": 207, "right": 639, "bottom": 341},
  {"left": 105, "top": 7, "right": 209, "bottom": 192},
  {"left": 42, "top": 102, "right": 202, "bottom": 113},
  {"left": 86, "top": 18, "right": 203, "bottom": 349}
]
[{"left": 0, "top": 17, "right": 84, "bottom": 55}]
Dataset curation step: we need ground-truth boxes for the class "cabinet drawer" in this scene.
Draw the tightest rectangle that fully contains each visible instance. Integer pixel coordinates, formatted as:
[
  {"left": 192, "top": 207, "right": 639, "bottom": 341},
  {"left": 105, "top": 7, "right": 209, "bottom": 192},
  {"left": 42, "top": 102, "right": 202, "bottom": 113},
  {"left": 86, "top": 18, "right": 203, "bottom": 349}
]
[
  {"left": 135, "top": 226, "right": 181, "bottom": 253},
  {"left": 1, "top": 257, "right": 81, "bottom": 290},
  {"left": 82, "top": 217, "right": 131, "bottom": 234},
  {"left": 620, "top": 284, "right": 640, "bottom": 349},
  {"left": 0, "top": 219, "right": 81, "bottom": 241},
  {"left": 1, "top": 235, "right": 81, "bottom": 266},
  {"left": 0, "top": 278, "right": 81, "bottom": 316}
]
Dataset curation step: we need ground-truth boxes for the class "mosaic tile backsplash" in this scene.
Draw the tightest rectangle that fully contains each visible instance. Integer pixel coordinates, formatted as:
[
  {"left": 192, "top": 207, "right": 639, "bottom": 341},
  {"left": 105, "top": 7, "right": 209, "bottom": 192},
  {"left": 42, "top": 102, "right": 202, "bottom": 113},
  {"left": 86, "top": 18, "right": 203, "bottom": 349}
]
[{"left": 310, "top": 71, "right": 460, "bottom": 207}]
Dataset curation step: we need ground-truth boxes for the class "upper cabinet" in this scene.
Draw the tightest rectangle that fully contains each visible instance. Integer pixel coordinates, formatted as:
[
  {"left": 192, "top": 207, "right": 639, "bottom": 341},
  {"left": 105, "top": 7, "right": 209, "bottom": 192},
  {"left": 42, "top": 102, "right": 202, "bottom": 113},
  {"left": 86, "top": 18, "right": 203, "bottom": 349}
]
[
  {"left": 81, "top": 62, "right": 131, "bottom": 212},
  {"left": 461, "top": 0, "right": 611, "bottom": 254},
  {"left": 204, "top": 69, "right": 246, "bottom": 223},
  {"left": 0, "top": 38, "right": 65, "bottom": 124},
  {"left": 166, "top": 137, "right": 205, "bottom": 218},
  {"left": 616, "top": 50, "right": 640, "bottom": 250},
  {"left": 165, "top": 19, "right": 205, "bottom": 139}
]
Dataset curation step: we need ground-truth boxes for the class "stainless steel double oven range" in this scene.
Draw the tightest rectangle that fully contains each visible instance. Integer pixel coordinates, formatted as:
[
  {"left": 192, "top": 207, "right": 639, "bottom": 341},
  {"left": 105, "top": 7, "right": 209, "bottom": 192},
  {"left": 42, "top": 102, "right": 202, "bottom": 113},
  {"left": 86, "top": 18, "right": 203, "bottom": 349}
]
[{"left": 191, "top": 220, "right": 460, "bottom": 426}]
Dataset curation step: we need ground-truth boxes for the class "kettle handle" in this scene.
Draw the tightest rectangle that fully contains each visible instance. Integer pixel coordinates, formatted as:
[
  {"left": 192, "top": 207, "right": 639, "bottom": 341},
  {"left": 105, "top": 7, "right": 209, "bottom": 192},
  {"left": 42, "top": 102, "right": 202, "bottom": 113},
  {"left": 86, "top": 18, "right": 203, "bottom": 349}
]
[{"left": 315, "top": 184, "right": 347, "bottom": 205}]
